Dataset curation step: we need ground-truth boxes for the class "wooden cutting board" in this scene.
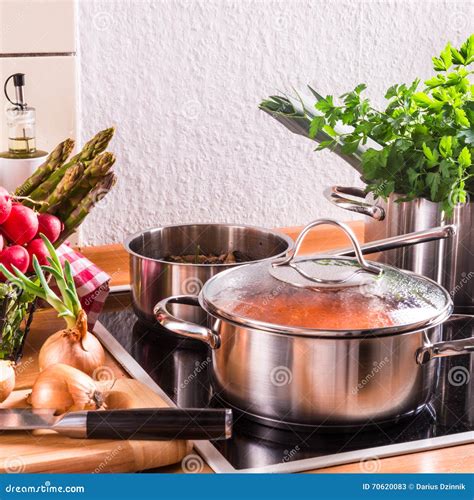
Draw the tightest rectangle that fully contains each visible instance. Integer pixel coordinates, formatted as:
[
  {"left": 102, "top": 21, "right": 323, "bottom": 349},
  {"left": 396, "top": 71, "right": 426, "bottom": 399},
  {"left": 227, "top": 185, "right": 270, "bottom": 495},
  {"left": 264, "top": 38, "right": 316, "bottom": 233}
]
[{"left": 0, "top": 309, "right": 192, "bottom": 473}]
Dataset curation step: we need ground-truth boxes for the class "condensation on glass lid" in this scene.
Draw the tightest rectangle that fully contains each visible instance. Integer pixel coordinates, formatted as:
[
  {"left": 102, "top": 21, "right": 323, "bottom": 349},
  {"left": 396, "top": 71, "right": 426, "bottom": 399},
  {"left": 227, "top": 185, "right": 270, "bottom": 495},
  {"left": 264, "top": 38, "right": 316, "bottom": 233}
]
[{"left": 203, "top": 262, "right": 450, "bottom": 331}]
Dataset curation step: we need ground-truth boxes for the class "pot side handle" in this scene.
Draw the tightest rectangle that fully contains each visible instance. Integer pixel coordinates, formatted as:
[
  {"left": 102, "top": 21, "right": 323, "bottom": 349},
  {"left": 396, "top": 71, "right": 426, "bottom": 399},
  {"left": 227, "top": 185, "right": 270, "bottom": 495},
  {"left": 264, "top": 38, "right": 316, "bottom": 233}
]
[
  {"left": 416, "top": 315, "right": 474, "bottom": 364},
  {"left": 324, "top": 186, "right": 385, "bottom": 221},
  {"left": 154, "top": 295, "right": 220, "bottom": 349}
]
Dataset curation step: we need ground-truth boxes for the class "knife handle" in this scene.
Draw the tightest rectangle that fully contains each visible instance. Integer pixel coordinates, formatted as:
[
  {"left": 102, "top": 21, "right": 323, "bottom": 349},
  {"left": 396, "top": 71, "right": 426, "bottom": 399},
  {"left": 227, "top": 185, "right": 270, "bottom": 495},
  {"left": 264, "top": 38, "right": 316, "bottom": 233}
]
[{"left": 85, "top": 408, "right": 232, "bottom": 441}]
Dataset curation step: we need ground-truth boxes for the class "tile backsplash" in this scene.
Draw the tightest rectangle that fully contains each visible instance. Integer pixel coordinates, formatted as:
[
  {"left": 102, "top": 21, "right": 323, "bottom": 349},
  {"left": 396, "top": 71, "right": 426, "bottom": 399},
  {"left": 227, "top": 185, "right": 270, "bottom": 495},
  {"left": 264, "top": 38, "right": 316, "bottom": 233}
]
[{"left": 0, "top": 0, "right": 75, "bottom": 54}]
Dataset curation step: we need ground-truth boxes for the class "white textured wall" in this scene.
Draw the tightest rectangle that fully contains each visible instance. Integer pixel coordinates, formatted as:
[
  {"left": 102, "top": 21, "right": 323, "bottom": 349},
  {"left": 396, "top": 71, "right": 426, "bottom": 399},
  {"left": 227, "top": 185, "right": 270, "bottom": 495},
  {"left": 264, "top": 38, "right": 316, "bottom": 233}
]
[{"left": 78, "top": 0, "right": 472, "bottom": 245}]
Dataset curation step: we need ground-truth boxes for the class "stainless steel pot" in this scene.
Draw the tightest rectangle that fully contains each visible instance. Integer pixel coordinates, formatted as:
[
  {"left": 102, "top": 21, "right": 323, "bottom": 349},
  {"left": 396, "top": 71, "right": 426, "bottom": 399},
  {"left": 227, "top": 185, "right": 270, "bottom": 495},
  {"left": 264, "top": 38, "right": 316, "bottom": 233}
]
[
  {"left": 155, "top": 219, "right": 474, "bottom": 427},
  {"left": 124, "top": 223, "right": 293, "bottom": 325},
  {"left": 325, "top": 187, "right": 474, "bottom": 314}
]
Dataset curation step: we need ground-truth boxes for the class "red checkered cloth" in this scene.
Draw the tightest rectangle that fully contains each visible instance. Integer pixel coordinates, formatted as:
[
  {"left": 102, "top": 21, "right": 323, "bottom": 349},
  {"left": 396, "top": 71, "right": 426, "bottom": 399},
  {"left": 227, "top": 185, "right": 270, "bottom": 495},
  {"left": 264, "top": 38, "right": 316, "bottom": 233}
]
[{"left": 56, "top": 244, "right": 111, "bottom": 330}]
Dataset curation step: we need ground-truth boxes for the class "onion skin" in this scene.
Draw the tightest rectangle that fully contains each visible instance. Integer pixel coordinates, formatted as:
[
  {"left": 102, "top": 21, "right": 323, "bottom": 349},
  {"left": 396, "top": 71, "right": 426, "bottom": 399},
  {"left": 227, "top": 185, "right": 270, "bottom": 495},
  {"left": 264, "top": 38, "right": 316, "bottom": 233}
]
[
  {"left": 30, "top": 363, "right": 104, "bottom": 414},
  {"left": 0, "top": 361, "right": 15, "bottom": 403},
  {"left": 38, "top": 310, "right": 105, "bottom": 376}
]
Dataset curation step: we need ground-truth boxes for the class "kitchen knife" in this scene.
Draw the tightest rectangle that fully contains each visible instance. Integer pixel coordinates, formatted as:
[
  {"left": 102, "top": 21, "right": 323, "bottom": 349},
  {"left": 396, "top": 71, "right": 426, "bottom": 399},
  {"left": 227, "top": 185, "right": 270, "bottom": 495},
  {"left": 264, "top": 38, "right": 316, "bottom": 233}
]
[{"left": 0, "top": 408, "right": 232, "bottom": 441}]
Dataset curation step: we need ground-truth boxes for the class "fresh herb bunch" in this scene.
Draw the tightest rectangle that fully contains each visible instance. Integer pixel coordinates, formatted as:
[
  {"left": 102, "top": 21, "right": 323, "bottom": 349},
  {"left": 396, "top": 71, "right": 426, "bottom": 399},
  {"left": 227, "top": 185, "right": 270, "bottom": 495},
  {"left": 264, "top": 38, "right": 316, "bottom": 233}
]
[
  {"left": 0, "top": 283, "right": 34, "bottom": 360},
  {"left": 259, "top": 92, "right": 369, "bottom": 174},
  {"left": 310, "top": 35, "right": 474, "bottom": 212}
]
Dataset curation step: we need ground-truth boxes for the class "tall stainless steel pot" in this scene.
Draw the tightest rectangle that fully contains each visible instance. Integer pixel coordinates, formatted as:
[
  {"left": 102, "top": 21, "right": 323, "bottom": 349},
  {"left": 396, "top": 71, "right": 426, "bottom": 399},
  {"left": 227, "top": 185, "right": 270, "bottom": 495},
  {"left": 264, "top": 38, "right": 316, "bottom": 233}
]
[
  {"left": 124, "top": 223, "right": 293, "bottom": 325},
  {"left": 325, "top": 187, "right": 474, "bottom": 314},
  {"left": 155, "top": 219, "right": 474, "bottom": 427}
]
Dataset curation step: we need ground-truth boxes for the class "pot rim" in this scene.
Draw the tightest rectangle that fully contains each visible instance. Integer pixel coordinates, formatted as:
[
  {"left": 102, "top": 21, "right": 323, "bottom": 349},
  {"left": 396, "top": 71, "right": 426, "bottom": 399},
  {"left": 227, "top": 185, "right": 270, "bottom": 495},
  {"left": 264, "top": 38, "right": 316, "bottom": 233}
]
[
  {"left": 123, "top": 222, "right": 294, "bottom": 267},
  {"left": 198, "top": 264, "right": 454, "bottom": 338}
]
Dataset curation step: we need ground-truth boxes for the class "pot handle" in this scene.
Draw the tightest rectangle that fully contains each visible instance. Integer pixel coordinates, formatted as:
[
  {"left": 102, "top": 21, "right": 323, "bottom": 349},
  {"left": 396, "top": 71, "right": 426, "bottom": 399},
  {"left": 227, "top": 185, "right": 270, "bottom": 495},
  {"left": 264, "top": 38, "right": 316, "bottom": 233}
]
[
  {"left": 324, "top": 186, "right": 385, "bottom": 221},
  {"left": 416, "top": 315, "right": 474, "bottom": 364},
  {"left": 154, "top": 295, "right": 220, "bottom": 349},
  {"left": 273, "top": 218, "right": 382, "bottom": 281}
]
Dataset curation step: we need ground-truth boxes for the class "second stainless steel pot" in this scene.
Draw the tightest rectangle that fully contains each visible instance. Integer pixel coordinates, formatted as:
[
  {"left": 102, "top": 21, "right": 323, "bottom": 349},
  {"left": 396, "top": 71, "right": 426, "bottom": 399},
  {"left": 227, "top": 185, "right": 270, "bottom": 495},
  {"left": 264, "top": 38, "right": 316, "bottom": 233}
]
[
  {"left": 155, "top": 220, "right": 474, "bottom": 427},
  {"left": 124, "top": 223, "right": 293, "bottom": 324}
]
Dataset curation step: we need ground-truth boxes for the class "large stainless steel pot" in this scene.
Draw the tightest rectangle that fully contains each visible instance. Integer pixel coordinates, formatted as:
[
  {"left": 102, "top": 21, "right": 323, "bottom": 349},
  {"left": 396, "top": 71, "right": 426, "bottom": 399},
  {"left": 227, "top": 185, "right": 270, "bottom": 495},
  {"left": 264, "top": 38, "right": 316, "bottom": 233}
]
[
  {"left": 124, "top": 223, "right": 293, "bottom": 325},
  {"left": 155, "top": 219, "right": 474, "bottom": 427},
  {"left": 325, "top": 187, "right": 474, "bottom": 314}
]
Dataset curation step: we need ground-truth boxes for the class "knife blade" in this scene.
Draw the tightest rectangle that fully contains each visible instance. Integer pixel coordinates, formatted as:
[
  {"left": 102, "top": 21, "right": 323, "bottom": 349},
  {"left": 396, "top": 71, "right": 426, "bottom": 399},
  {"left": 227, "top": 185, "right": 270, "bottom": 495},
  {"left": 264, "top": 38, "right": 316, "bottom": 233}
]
[{"left": 0, "top": 408, "right": 232, "bottom": 441}]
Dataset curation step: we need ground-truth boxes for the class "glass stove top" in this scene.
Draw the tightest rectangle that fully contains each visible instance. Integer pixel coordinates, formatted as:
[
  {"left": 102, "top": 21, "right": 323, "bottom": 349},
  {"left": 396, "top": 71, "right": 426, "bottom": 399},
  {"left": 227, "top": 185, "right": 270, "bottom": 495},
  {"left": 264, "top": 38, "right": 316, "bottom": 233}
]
[{"left": 97, "top": 292, "right": 474, "bottom": 472}]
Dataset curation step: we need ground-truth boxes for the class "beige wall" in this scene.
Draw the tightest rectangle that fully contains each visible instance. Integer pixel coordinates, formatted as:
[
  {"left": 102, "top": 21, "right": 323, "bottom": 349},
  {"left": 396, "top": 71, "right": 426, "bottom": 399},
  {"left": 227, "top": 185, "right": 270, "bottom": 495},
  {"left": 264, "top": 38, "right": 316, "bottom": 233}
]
[{"left": 0, "top": 0, "right": 77, "bottom": 154}]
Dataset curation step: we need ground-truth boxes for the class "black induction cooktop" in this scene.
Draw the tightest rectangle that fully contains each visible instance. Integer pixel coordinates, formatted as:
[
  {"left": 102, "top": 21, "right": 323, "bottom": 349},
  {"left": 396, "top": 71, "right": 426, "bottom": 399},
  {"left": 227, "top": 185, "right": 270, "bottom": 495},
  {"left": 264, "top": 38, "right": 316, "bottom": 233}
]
[{"left": 96, "top": 292, "right": 474, "bottom": 473}]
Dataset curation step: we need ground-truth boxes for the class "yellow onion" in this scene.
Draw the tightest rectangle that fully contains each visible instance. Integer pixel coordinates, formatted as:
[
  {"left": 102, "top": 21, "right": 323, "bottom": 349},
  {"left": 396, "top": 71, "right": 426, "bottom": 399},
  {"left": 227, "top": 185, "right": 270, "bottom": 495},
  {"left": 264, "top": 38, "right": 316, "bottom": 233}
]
[
  {"left": 31, "top": 363, "right": 104, "bottom": 414},
  {"left": 0, "top": 360, "right": 15, "bottom": 403},
  {"left": 38, "top": 310, "right": 105, "bottom": 376}
]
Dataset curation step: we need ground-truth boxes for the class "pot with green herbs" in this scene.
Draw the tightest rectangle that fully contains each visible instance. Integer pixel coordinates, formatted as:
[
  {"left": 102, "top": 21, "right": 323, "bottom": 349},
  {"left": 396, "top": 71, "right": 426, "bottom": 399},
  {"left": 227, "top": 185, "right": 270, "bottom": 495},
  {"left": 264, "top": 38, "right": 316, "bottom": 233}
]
[{"left": 261, "top": 35, "right": 474, "bottom": 312}]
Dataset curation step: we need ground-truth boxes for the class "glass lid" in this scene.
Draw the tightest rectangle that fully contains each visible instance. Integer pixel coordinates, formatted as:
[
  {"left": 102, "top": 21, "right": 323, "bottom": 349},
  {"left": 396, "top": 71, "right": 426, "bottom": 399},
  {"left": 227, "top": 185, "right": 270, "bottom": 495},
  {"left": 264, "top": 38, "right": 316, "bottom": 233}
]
[{"left": 201, "top": 219, "right": 452, "bottom": 336}]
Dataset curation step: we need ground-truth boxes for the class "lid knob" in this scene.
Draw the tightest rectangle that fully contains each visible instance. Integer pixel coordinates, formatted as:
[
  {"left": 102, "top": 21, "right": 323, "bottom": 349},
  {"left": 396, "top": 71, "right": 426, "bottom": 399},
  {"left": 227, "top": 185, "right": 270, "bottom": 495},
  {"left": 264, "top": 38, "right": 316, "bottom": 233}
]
[{"left": 271, "top": 218, "right": 382, "bottom": 288}]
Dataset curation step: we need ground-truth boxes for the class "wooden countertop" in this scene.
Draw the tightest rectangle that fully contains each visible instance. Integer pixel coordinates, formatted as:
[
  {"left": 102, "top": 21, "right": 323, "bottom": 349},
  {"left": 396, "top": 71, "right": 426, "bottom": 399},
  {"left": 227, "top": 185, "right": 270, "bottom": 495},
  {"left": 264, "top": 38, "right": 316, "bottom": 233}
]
[{"left": 78, "top": 220, "right": 473, "bottom": 473}]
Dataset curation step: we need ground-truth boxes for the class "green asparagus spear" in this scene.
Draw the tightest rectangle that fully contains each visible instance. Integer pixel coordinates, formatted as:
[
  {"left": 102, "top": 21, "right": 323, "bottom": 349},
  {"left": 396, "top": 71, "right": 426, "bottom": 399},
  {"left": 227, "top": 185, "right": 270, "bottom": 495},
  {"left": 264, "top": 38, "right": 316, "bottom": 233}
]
[
  {"left": 57, "top": 172, "right": 117, "bottom": 244},
  {"left": 14, "top": 139, "right": 75, "bottom": 196},
  {"left": 67, "top": 127, "right": 115, "bottom": 165},
  {"left": 40, "top": 163, "right": 85, "bottom": 214},
  {"left": 47, "top": 152, "right": 116, "bottom": 215},
  {"left": 28, "top": 128, "right": 115, "bottom": 202}
]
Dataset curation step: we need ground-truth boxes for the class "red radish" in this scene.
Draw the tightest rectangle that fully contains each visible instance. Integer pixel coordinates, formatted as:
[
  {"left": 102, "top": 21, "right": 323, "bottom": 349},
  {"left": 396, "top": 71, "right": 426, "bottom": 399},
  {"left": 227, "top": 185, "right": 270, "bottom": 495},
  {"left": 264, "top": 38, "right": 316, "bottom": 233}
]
[
  {"left": 26, "top": 238, "right": 49, "bottom": 272},
  {"left": 0, "top": 187, "right": 12, "bottom": 224},
  {"left": 37, "top": 214, "right": 62, "bottom": 243},
  {"left": 0, "top": 234, "right": 4, "bottom": 252},
  {"left": 1, "top": 205, "right": 38, "bottom": 245},
  {"left": 0, "top": 245, "right": 29, "bottom": 279}
]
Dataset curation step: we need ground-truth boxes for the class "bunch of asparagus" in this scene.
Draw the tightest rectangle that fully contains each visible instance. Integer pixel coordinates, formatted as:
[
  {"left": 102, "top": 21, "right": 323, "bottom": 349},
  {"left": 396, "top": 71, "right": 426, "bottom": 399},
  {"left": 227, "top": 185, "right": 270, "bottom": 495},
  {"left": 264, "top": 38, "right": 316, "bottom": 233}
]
[{"left": 16, "top": 128, "right": 117, "bottom": 244}]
